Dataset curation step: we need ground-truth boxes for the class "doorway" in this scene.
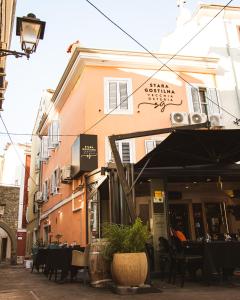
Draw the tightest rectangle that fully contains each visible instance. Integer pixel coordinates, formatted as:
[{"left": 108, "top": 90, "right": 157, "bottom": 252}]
[
  {"left": 169, "top": 204, "right": 190, "bottom": 239},
  {"left": 1, "top": 238, "right": 7, "bottom": 261},
  {"left": 205, "top": 202, "right": 227, "bottom": 237}
]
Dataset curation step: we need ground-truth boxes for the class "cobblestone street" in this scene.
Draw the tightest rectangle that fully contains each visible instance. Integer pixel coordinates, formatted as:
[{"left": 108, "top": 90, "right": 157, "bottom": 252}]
[{"left": 1, "top": 264, "right": 240, "bottom": 300}]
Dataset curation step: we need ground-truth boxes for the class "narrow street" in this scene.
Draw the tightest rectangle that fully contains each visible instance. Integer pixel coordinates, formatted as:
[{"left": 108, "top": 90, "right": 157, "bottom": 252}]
[{"left": 1, "top": 264, "right": 240, "bottom": 300}]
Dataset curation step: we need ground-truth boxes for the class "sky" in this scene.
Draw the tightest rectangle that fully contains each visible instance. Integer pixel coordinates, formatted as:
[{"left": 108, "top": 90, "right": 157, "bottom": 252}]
[{"left": 0, "top": 0, "right": 236, "bottom": 154}]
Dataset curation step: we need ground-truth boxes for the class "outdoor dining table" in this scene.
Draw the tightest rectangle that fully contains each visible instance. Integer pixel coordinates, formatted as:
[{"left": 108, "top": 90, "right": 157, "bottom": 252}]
[
  {"left": 203, "top": 241, "right": 240, "bottom": 284},
  {"left": 32, "top": 246, "right": 85, "bottom": 282}
]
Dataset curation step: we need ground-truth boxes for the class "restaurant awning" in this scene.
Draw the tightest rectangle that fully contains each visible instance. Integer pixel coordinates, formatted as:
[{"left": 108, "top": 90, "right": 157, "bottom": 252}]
[{"left": 135, "top": 129, "right": 240, "bottom": 170}]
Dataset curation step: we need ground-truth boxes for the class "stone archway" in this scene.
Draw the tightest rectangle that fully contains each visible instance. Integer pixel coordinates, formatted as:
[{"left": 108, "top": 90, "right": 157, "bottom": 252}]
[{"left": 0, "top": 221, "right": 17, "bottom": 264}]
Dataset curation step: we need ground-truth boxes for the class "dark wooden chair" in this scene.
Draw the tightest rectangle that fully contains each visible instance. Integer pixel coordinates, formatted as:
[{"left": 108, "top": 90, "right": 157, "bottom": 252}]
[{"left": 169, "top": 237, "right": 203, "bottom": 287}]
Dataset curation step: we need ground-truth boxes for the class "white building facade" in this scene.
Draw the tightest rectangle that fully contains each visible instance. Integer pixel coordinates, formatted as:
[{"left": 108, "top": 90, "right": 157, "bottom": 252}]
[{"left": 160, "top": 3, "right": 240, "bottom": 129}]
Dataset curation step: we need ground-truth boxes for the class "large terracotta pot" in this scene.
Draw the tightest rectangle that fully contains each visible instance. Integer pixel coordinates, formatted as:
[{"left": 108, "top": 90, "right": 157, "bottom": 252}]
[{"left": 112, "top": 252, "right": 148, "bottom": 286}]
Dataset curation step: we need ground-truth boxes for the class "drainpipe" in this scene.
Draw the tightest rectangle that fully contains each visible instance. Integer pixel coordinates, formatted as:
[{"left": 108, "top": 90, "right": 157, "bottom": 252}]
[{"left": 223, "top": 10, "right": 240, "bottom": 112}]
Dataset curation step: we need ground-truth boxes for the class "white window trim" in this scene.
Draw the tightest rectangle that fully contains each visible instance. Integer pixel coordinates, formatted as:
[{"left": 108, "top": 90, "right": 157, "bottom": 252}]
[
  {"left": 145, "top": 139, "right": 162, "bottom": 154},
  {"left": 43, "top": 179, "right": 49, "bottom": 202},
  {"left": 186, "top": 84, "right": 222, "bottom": 115},
  {"left": 104, "top": 77, "right": 133, "bottom": 115},
  {"left": 105, "top": 137, "right": 136, "bottom": 164},
  {"left": 51, "top": 167, "right": 61, "bottom": 196}
]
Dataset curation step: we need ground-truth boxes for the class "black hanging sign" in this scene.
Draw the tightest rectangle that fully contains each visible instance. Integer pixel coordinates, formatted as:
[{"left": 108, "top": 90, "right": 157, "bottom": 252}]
[{"left": 71, "top": 134, "right": 98, "bottom": 178}]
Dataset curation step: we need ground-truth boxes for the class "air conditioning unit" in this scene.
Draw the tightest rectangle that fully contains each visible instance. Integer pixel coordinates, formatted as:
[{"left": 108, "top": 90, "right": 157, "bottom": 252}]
[
  {"left": 209, "top": 114, "right": 223, "bottom": 127},
  {"left": 170, "top": 112, "right": 189, "bottom": 126},
  {"left": 189, "top": 113, "right": 207, "bottom": 125},
  {"left": 35, "top": 191, "right": 43, "bottom": 203},
  {"left": 61, "top": 165, "right": 72, "bottom": 183}
]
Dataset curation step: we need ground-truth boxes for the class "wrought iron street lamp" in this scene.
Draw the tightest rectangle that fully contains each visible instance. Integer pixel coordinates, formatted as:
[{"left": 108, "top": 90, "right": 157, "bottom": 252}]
[{"left": 0, "top": 13, "right": 46, "bottom": 59}]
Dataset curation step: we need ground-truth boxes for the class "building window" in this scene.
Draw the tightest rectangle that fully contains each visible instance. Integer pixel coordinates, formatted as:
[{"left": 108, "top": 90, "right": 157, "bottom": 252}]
[
  {"left": 104, "top": 78, "right": 133, "bottom": 114},
  {"left": 106, "top": 139, "right": 135, "bottom": 164},
  {"left": 189, "top": 87, "right": 220, "bottom": 115},
  {"left": 42, "top": 180, "right": 49, "bottom": 201},
  {"left": 48, "top": 120, "right": 60, "bottom": 149},
  {"left": 40, "top": 136, "right": 49, "bottom": 161},
  {"left": 50, "top": 168, "right": 60, "bottom": 195},
  {"left": 145, "top": 140, "right": 162, "bottom": 154}
]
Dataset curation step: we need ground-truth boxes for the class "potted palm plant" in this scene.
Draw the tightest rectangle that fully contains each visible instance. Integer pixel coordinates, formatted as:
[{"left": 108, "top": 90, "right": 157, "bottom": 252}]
[{"left": 103, "top": 218, "right": 150, "bottom": 287}]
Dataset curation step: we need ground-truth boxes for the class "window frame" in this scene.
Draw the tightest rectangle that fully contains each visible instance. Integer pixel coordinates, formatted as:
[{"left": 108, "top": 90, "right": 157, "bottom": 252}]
[
  {"left": 187, "top": 85, "right": 221, "bottom": 116},
  {"left": 104, "top": 77, "right": 133, "bottom": 115},
  {"left": 145, "top": 139, "right": 162, "bottom": 154},
  {"left": 42, "top": 179, "right": 49, "bottom": 202},
  {"left": 105, "top": 138, "right": 135, "bottom": 164},
  {"left": 50, "top": 167, "right": 61, "bottom": 195}
]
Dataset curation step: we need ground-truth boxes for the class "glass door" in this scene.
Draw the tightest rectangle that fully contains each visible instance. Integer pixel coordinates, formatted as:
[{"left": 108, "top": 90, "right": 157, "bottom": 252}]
[
  {"left": 169, "top": 204, "right": 190, "bottom": 239},
  {"left": 205, "top": 202, "right": 227, "bottom": 238}
]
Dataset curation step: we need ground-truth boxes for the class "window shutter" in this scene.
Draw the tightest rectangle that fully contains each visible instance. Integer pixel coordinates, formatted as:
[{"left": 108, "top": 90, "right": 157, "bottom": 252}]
[
  {"left": 47, "top": 179, "right": 50, "bottom": 198},
  {"left": 50, "top": 174, "right": 54, "bottom": 194},
  {"left": 191, "top": 87, "right": 201, "bottom": 113},
  {"left": 48, "top": 125, "right": 54, "bottom": 149},
  {"left": 207, "top": 88, "right": 220, "bottom": 114},
  {"left": 56, "top": 167, "right": 60, "bottom": 188},
  {"left": 40, "top": 136, "right": 49, "bottom": 161},
  {"left": 109, "top": 82, "right": 117, "bottom": 109},
  {"left": 121, "top": 142, "right": 130, "bottom": 163},
  {"left": 145, "top": 140, "right": 155, "bottom": 154},
  {"left": 51, "top": 120, "right": 60, "bottom": 146},
  {"left": 109, "top": 141, "right": 119, "bottom": 162},
  {"left": 43, "top": 181, "right": 47, "bottom": 201},
  {"left": 119, "top": 82, "right": 128, "bottom": 110}
]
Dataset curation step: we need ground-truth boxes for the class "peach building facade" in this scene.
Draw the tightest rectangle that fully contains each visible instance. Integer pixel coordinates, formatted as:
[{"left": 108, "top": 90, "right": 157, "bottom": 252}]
[{"left": 36, "top": 47, "right": 220, "bottom": 246}]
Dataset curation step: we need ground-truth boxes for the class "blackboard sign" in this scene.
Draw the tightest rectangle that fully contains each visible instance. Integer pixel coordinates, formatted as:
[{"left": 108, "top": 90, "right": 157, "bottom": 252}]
[{"left": 71, "top": 134, "right": 98, "bottom": 178}]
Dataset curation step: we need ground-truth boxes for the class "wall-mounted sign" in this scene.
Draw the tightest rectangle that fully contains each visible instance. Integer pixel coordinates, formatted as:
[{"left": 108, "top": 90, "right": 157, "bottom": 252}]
[
  {"left": 154, "top": 190, "right": 164, "bottom": 203},
  {"left": 71, "top": 134, "right": 98, "bottom": 178},
  {"left": 138, "top": 82, "right": 183, "bottom": 112}
]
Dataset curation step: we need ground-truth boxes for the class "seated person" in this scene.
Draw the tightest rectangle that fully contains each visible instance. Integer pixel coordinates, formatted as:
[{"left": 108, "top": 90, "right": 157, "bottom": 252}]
[
  {"left": 175, "top": 228, "right": 187, "bottom": 242},
  {"left": 171, "top": 226, "right": 187, "bottom": 242}
]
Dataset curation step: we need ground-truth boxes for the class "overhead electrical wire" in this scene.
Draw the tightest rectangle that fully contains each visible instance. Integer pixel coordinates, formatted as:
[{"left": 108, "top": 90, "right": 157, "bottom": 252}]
[
  {"left": 0, "top": 0, "right": 237, "bottom": 141},
  {"left": 84, "top": 0, "right": 239, "bottom": 133},
  {"left": 0, "top": 114, "right": 39, "bottom": 188}
]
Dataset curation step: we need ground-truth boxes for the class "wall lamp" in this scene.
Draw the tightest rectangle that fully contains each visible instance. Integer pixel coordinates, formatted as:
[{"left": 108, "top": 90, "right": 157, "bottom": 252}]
[{"left": 0, "top": 13, "right": 46, "bottom": 59}]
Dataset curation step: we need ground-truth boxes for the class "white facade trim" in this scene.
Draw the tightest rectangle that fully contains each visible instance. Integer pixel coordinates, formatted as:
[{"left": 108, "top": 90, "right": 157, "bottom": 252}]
[{"left": 104, "top": 77, "right": 133, "bottom": 115}]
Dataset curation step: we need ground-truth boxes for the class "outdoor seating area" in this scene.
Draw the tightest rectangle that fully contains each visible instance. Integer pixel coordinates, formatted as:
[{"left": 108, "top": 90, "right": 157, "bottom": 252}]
[
  {"left": 158, "top": 236, "right": 240, "bottom": 287},
  {"left": 31, "top": 245, "right": 88, "bottom": 283},
  {"left": 30, "top": 237, "right": 240, "bottom": 291}
]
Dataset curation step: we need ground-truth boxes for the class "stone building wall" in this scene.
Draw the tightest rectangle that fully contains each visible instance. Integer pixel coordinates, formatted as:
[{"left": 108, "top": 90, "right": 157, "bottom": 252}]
[{"left": 0, "top": 185, "right": 20, "bottom": 263}]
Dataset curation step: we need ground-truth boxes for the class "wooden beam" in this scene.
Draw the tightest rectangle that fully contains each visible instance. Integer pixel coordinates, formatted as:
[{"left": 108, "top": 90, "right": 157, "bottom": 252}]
[
  {"left": 108, "top": 136, "right": 136, "bottom": 222},
  {"left": 108, "top": 122, "right": 209, "bottom": 223},
  {"left": 111, "top": 122, "right": 209, "bottom": 141}
]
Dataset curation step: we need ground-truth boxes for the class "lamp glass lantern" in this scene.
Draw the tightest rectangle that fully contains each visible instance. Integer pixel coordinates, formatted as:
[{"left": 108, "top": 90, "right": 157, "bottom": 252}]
[{"left": 16, "top": 13, "right": 46, "bottom": 55}]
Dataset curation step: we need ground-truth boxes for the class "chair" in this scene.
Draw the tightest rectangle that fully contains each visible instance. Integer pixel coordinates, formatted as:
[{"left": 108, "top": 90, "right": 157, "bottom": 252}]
[
  {"left": 170, "top": 237, "right": 203, "bottom": 287},
  {"left": 71, "top": 245, "right": 90, "bottom": 285},
  {"left": 31, "top": 248, "right": 47, "bottom": 273},
  {"left": 158, "top": 237, "right": 172, "bottom": 281}
]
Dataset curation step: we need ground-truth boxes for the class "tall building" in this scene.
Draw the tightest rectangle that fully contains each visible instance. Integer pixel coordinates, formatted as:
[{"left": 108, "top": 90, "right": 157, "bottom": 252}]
[
  {"left": 0, "top": 142, "right": 30, "bottom": 264},
  {"left": 26, "top": 89, "right": 54, "bottom": 255},
  {"left": 28, "top": 3, "right": 240, "bottom": 271},
  {"left": 0, "top": 0, "right": 16, "bottom": 110}
]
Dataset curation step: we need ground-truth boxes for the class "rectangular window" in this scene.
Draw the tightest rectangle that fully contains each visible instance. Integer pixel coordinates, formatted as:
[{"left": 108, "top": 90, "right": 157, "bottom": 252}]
[
  {"left": 40, "top": 136, "right": 49, "bottom": 161},
  {"left": 42, "top": 180, "right": 49, "bottom": 201},
  {"left": 50, "top": 168, "right": 60, "bottom": 195},
  {"left": 145, "top": 140, "right": 162, "bottom": 154},
  {"left": 104, "top": 78, "right": 133, "bottom": 114},
  {"left": 48, "top": 120, "right": 60, "bottom": 149},
  {"left": 189, "top": 87, "right": 220, "bottom": 115},
  {"left": 106, "top": 139, "right": 135, "bottom": 164}
]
